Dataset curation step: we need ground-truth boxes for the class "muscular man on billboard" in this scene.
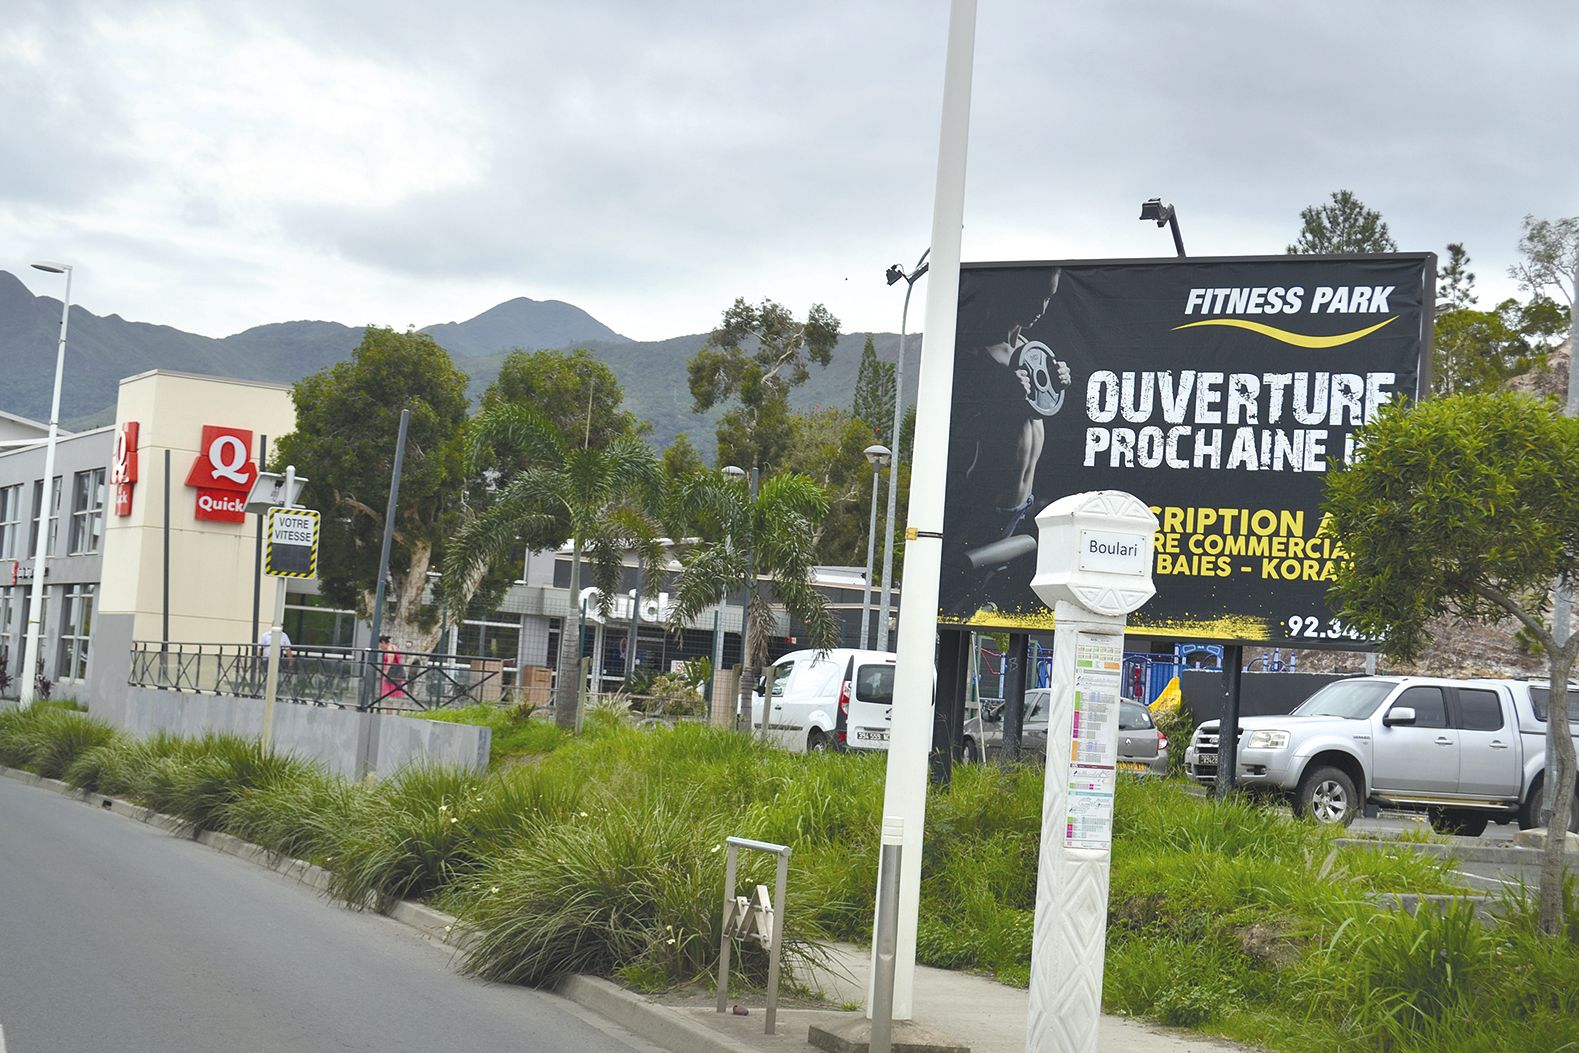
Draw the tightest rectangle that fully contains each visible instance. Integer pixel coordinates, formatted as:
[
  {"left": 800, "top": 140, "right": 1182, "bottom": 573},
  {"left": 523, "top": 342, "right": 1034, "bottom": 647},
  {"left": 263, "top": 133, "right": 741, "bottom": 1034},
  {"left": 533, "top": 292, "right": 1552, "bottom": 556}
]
[{"left": 945, "top": 268, "right": 1072, "bottom": 611}]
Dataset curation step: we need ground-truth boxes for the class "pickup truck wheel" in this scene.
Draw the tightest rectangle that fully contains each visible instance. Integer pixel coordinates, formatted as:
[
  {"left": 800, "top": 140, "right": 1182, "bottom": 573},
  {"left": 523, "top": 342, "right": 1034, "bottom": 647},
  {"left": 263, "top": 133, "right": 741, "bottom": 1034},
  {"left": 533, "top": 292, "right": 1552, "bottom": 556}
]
[
  {"left": 963, "top": 737, "right": 981, "bottom": 764},
  {"left": 1428, "top": 808, "right": 1489, "bottom": 837},
  {"left": 1294, "top": 765, "right": 1358, "bottom": 826},
  {"left": 1518, "top": 776, "right": 1579, "bottom": 832}
]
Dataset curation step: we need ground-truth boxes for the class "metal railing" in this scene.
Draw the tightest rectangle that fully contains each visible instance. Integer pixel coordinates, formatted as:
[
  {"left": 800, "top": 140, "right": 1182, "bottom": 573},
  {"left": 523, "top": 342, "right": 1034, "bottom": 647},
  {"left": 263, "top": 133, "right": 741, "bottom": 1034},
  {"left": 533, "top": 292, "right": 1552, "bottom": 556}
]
[{"left": 127, "top": 641, "right": 514, "bottom": 712}]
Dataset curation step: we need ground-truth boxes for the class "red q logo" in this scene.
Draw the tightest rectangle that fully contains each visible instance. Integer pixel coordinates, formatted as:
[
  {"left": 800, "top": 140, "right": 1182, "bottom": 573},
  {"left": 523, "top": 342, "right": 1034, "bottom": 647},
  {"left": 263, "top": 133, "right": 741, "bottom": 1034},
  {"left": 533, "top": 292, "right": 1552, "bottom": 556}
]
[
  {"left": 111, "top": 421, "right": 140, "bottom": 517},
  {"left": 186, "top": 425, "right": 257, "bottom": 522}
]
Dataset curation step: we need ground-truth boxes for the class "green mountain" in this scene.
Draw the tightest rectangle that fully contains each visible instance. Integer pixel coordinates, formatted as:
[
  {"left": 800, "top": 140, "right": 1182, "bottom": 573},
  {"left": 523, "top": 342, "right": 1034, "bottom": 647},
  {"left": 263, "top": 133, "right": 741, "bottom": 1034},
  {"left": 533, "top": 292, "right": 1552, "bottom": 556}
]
[{"left": 0, "top": 269, "right": 917, "bottom": 455}]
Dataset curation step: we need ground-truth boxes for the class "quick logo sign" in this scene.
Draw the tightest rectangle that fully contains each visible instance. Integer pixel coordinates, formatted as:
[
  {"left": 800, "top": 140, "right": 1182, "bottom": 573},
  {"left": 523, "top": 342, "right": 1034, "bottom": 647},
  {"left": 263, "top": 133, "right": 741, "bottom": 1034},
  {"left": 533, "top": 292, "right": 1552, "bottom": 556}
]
[
  {"left": 110, "top": 421, "right": 140, "bottom": 517},
  {"left": 184, "top": 425, "right": 258, "bottom": 523}
]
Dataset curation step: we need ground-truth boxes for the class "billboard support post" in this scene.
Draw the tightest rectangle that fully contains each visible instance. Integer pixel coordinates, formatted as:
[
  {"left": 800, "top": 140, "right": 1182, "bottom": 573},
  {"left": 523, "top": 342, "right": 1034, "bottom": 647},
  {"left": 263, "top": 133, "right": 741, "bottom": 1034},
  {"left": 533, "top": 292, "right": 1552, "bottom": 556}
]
[
  {"left": 868, "top": 0, "right": 976, "bottom": 1022},
  {"left": 1216, "top": 644, "right": 1244, "bottom": 796},
  {"left": 1026, "top": 491, "right": 1158, "bottom": 1053}
]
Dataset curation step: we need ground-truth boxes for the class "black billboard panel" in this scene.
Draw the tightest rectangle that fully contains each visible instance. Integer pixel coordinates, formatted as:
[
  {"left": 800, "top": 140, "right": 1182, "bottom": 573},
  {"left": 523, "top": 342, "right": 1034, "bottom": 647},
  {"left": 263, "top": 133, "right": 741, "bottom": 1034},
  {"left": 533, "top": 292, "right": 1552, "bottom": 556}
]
[{"left": 939, "top": 254, "right": 1433, "bottom": 648}]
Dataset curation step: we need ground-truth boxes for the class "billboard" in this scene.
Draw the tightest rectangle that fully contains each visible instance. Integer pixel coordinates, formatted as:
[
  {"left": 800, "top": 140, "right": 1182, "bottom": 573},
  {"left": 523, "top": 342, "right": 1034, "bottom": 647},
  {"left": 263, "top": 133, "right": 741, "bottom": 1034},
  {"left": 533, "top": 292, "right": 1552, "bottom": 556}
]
[{"left": 939, "top": 253, "right": 1433, "bottom": 648}]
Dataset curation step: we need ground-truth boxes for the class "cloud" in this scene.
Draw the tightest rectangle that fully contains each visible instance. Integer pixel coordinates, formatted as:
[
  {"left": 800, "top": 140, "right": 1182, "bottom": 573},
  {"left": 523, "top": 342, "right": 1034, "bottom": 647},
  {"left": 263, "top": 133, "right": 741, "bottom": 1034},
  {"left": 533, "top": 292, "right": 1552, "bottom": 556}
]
[{"left": 3, "top": 0, "right": 1576, "bottom": 342}]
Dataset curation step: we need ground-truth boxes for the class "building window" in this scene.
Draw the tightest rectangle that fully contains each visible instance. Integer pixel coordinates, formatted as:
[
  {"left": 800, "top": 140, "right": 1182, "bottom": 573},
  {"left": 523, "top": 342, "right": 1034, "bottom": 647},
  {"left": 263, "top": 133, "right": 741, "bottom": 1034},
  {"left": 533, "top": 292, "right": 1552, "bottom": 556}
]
[
  {"left": 57, "top": 584, "right": 95, "bottom": 682},
  {"left": 456, "top": 612, "right": 522, "bottom": 689},
  {"left": 0, "top": 587, "right": 17, "bottom": 665},
  {"left": 283, "top": 594, "right": 357, "bottom": 648},
  {"left": 0, "top": 485, "right": 20, "bottom": 560},
  {"left": 28, "top": 477, "right": 61, "bottom": 559},
  {"left": 69, "top": 468, "right": 106, "bottom": 555}
]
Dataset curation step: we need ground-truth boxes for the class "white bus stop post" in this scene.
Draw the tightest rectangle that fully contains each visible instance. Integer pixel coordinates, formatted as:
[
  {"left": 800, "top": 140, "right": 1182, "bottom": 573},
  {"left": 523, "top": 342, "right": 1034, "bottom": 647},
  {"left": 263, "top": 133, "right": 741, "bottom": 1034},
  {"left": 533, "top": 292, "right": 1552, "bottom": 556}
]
[
  {"left": 869, "top": 0, "right": 977, "bottom": 1024},
  {"left": 1025, "top": 492, "right": 1157, "bottom": 1053}
]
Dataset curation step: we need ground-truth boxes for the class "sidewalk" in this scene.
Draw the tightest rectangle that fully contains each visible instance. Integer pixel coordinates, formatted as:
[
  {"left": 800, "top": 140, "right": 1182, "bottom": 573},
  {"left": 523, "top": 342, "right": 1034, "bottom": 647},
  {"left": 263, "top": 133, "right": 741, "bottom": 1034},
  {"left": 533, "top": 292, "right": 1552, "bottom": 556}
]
[{"left": 644, "top": 944, "right": 1256, "bottom": 1053}]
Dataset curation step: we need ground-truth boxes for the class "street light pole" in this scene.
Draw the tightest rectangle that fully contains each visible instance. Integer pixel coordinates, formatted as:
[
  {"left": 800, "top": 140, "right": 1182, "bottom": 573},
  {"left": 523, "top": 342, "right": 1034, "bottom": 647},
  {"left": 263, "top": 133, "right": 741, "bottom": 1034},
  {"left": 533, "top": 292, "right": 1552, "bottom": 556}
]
[
  {"left": 19, "top": 262, "right": 73, "bottom": 708},
  {"left": 859, "top": 444, "right": 892, "bottom": 649},
  {"left": 721, "top": 465, "right": 748, "bottom": 730},
  {"left": 878, "top": 251, "right": 929, "bottom": 652}
]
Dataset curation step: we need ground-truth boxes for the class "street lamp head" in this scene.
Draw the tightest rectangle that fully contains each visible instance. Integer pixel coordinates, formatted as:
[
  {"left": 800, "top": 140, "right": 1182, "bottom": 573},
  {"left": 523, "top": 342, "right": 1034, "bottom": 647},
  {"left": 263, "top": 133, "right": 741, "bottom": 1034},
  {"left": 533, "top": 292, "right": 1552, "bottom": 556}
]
[
  {"left": 31, "top": 261, "right": 71, "bottom": 274},
  {"left": 1138, "top": 199, "right": 1174, "bottom": 227},
  {"left": 885, "top": 264, "right": 905, "bottom": 286},
  {"left": 721, "top": 465, "right": 747, "bottom": 482},
  {"left": 864, "top": 443, "right": 892, "bottom": 468}
]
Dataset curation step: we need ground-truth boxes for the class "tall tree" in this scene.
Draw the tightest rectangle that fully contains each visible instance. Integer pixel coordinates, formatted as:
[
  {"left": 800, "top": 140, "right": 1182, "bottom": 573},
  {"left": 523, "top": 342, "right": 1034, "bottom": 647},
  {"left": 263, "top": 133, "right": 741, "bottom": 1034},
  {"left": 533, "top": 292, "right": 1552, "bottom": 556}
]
[
  {"left": 780, "top": 406, "right": 880, "bottom": 566},
  {"left": 1432, "top": 240, "right": 1568, "bottom": 396},
  {"left": 441, "top": 405, "right": 662, "bottom": 731},
  {"left": 482, "top": 348, "right": 645, "bottom": 452},
  {"left": 667, "top": 470, "right": 838, "bottom": 734},
  {"left": 1510, "top": 214, "right": 1579, "bottom": 311},
  {"left": 660, "top": 433, "right": 705, "bottom": 482},
  {"left": 852, "top": 336, "right": 897, "bottom": 444},
  {"left": 275, "top": 327, "right": 469, "bottom": 649},
  {"left": 1438, "top": 242, "right": 1477, "bottom": 312},
  {"left": 687, "top": 298, "right": 840, "bottom": 472},
  {"left": 1287, "top": 190, "right": 1398, "bottom": 255},
  {"left": 1324, "top": 392, "right": 1579, "bottom": 936}
]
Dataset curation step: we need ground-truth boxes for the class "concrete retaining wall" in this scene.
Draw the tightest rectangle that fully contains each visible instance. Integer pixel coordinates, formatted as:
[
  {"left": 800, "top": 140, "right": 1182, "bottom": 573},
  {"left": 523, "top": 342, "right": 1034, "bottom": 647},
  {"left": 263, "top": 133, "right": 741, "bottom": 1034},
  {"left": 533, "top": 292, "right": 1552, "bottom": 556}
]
[{"left": 120, "top": 687, "right": 490, "bottom": 779}]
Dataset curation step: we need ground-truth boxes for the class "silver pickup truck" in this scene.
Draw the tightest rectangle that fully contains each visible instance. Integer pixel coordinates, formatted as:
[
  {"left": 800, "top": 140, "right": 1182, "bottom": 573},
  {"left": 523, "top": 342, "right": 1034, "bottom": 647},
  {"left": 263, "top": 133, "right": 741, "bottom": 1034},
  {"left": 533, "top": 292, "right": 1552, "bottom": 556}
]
[{"left": 1185, "top": 676, "right": 1579, "bottom": 835}]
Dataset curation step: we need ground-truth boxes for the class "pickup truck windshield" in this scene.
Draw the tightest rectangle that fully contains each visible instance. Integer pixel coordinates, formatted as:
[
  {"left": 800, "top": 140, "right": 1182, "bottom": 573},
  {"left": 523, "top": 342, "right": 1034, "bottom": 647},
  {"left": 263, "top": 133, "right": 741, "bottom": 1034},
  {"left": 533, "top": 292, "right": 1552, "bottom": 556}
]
[
  {"left": 1292, "top": 679, "right": 1394, "bottom": 719},
  {"left": 1529, "top": 686, "right": 1579, "bottom": 725}
]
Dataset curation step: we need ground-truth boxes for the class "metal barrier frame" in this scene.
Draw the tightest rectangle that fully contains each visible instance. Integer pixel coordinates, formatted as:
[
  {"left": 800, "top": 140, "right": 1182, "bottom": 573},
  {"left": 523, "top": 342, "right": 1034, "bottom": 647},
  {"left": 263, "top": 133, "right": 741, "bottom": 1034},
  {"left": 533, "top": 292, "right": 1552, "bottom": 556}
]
[
  {"left": 126, "top": 640, "right": 508, "bottom": 713},
  {"left": 716, "top": 835, "right": 790, "bottom": 1035}
]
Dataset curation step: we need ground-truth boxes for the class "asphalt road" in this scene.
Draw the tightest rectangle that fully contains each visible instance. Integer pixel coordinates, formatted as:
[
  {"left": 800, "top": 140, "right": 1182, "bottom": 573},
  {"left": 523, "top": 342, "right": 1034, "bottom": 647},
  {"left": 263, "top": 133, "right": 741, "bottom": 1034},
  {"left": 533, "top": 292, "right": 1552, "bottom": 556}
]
[{"left": 0, "top": 776, "right": 663, "bottom": 1053}]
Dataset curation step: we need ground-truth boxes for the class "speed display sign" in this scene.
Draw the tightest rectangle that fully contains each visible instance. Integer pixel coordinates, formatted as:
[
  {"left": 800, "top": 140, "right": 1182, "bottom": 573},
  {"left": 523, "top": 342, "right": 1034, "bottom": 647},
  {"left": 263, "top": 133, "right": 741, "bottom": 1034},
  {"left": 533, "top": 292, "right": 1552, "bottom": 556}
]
[{"left": 264, "top": 506, "right": 320, "bottom": 578}]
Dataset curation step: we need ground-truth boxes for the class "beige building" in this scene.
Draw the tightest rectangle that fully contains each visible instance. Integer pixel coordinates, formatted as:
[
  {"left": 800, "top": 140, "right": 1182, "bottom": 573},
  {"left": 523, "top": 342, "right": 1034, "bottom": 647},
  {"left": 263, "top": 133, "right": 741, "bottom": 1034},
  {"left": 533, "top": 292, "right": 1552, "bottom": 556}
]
[{"left": 87, "top": 371, "right": 296, "bottom": 717}]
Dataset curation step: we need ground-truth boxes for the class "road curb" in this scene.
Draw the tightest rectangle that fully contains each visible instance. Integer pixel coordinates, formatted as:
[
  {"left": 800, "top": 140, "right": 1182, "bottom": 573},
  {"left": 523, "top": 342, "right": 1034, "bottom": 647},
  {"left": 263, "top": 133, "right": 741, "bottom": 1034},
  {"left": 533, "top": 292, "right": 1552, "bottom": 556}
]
[
  {"left": 2, "top": 762, "right": 725, "bottom": 1052},
  {"left": 1336, "top": 836, "right": 1578, "bottom": 864},
  {"left": 556, "top": 976, "right": 759, "bottom": 1053}
]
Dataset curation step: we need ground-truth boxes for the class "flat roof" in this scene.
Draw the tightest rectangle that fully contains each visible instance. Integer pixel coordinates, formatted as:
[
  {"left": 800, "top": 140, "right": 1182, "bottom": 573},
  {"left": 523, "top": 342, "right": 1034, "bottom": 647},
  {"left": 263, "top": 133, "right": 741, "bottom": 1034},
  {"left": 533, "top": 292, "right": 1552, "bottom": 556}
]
[{"left": 118, "top": 368, "right": 293, "bottom": 393}]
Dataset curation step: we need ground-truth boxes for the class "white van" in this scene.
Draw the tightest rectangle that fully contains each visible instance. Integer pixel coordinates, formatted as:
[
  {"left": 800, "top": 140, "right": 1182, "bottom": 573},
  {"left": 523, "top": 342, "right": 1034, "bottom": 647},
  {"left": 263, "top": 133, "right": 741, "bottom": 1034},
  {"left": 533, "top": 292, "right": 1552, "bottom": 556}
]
[{"left": 749, "top": 648, "right": 898, "bottom": 753}]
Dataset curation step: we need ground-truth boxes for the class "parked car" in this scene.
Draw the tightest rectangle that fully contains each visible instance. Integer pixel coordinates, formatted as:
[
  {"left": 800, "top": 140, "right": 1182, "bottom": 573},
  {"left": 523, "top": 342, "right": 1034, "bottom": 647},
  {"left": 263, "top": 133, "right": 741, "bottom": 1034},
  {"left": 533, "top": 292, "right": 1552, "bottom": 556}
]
[
  {"left": 965, "top": 688, "right": 1169, "bottom": 775},
  {"left": 1185, "top": 676, "right": 1579, "bottom": 834},
  {"left": 746, "top": 648, "right": 897, "bottom": 753}
]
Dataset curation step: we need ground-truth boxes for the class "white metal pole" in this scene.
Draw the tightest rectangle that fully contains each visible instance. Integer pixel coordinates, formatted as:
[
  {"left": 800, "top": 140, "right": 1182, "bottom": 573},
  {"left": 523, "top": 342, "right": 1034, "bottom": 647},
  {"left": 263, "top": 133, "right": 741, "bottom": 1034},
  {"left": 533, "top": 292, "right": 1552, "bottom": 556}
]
[
  {"left": 869, "top": 0, "right": 976, "bottom": 1021},
  {"left": 260, "top": 465, "right": 296, "bottom": 750},
  {"left": 860, "top": 464, "right": 881, "bottom": 649},
  {"left": 878, "top": 262, "right": 924, "bottom": 652},
  {"left": 19, "top": 265, "right": 72, "bottom": 708}
]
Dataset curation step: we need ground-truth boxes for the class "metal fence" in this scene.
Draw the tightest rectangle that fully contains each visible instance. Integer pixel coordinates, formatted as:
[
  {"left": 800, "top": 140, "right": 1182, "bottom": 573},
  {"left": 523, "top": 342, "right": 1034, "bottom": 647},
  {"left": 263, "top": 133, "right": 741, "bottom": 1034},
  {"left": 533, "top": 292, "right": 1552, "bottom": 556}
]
[{"left": 127, "top": 641, "right": 513, "bottom": 712}]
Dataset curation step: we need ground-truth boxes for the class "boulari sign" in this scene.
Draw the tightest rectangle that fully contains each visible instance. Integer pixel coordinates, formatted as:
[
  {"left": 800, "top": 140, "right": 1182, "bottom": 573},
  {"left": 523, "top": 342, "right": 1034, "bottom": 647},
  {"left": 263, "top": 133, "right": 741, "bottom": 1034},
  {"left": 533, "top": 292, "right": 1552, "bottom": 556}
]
[{"left": 184, "top": 425, "right": 259, "bottom": 523}]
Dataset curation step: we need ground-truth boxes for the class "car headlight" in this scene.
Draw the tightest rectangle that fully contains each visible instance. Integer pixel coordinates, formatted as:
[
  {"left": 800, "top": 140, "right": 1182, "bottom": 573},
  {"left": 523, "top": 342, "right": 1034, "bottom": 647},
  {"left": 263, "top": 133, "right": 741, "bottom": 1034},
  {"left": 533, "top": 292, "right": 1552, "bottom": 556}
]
[{"left": 1245, "top": 730, "right": 1290, "bottom": 750}]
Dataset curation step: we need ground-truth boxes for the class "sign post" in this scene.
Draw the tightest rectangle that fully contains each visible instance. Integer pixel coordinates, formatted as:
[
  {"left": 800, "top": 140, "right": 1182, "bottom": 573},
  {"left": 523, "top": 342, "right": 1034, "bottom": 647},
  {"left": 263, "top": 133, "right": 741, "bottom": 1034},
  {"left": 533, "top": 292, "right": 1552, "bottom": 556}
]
[
  {"left": 1025, "top": 491, "right": 1157, "bottom": 1053},
  {"left": 260, "top": 467, "right": 317, "bottom": 750}
]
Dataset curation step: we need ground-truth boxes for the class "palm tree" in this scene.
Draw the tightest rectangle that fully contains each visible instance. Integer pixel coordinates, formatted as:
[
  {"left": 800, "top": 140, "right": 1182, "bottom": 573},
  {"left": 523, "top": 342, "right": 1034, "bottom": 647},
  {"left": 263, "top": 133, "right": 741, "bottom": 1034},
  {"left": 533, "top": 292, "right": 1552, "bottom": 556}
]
[
  {"left": 442, "top": 404, "right": 661, "bottom": 731},
  {"left": 667, "top": 469, "right": 839, "bottom": 729}
]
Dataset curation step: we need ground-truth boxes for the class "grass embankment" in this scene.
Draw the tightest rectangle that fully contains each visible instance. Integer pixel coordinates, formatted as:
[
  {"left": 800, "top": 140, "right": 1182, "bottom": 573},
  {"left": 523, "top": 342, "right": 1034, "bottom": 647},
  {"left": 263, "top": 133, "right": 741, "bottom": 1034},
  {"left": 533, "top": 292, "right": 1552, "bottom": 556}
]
[
  {"left": 2, "top": 700, "right": 1575, "bottom": 1052},
  {"left": 411, "top": 704, "right": 563, "bottom": 765}
]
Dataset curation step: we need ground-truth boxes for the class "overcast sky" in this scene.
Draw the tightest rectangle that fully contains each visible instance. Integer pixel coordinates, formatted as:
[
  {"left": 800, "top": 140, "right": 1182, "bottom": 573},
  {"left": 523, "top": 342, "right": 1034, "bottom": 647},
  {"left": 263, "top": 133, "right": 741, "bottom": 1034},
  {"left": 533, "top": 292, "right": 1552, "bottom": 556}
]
[{"left": 4, "top": 1, "right": 1575, "bottom": 342}]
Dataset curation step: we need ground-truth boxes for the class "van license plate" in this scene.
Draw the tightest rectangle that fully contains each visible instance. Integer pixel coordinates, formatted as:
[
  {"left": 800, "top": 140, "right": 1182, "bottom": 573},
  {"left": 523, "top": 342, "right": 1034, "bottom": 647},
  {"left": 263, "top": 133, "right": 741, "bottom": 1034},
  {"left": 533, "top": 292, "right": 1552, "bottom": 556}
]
[{"left": 855, "top": 729, "right": 889, "bottom": 743}]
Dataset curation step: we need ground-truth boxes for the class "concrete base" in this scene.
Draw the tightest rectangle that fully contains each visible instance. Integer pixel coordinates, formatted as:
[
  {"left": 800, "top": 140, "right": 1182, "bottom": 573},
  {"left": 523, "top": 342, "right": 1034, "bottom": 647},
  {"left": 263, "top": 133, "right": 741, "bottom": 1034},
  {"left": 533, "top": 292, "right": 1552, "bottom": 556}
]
[
  {"left": 808, "top": 1018, "right": 970, "bottom": 1053},
  {"left": 1510, "top": 827, "right": 1579, "bottom": 852}
]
